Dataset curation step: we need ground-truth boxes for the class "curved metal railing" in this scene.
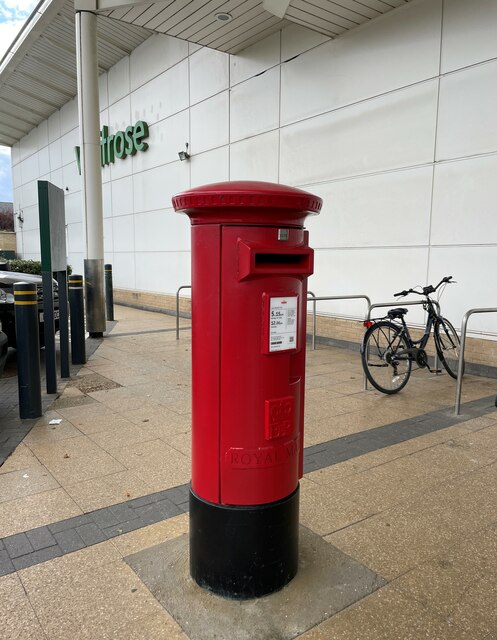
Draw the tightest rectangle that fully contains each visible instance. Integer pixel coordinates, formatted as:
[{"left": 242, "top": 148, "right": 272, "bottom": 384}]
[
  {"left": 366, "top": 299, "right": 441, "bottom": 321},
  {"left": 175, "top": 285, "right": 192, "bottom": 340},
  {"left": 454, "top": 308, "right": 497, "bottom": 415},
  {"left": 307, "top": 293, "right": 372, "bottom": 350}
]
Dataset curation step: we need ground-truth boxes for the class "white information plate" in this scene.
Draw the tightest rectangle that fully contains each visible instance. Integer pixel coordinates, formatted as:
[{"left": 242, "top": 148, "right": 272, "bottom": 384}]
[{"left": 269, "top": 296, "right": 298, "bottom": 352}]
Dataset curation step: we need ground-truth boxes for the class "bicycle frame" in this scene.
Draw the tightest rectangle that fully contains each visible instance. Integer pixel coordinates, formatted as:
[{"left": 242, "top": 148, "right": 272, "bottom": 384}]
[{"left": 391, "top": 298, "right": 440, "bottom": 354}]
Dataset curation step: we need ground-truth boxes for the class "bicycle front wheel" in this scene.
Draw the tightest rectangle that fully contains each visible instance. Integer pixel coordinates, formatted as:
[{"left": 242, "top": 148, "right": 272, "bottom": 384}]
[
  {"left": 361, "top": 321, "right": 412, "bottom": 394},
  {"left": 434, "top": 317, "right": 462, "bottom": 379}
]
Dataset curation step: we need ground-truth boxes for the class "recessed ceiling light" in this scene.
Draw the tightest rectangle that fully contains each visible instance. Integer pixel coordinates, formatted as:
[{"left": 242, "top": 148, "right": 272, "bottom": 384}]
[{"left": 214, "top": 12, "right": 233, "bottom": 23}]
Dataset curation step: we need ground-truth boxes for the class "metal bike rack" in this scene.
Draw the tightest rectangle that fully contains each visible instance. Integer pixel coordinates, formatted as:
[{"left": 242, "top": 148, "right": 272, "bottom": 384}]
[
  {"left": 454, "top": 307, "right": 497, "bottom": 415},
  {"left": 176, "top": 285, "right": 192, "bottom": 340},
  {"left": 307, "top": 293, "right": 372, "bottom": 350},
  {"left": 175, "top": 288, "right": 371, "bottom": 346},
  {"left": 364, "top": 300, "right": 443, "bottom": 390},
  {"left": 366, "top": 299, "right": 441, "bottom": 321}
]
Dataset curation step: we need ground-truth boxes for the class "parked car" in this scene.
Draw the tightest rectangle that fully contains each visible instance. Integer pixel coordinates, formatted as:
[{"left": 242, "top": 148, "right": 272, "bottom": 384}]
[
  {"left": 0, "top": 270, "right": 59, "bottom": 348},
  {"left": 0, "top": 321, "right": 7, "bottom": 375}
]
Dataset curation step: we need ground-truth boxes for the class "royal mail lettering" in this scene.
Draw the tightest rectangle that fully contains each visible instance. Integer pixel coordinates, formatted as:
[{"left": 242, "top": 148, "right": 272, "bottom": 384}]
[{"left": 226, "top": 437, "right": 299, "bottom": 469}]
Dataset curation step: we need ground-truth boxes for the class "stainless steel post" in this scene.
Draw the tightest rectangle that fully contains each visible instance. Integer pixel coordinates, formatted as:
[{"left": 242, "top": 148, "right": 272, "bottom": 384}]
[
  {"left": 176, "top": 285, "right": 192, "bottom": 340},
  {"left": 455, "top": 308, "right": 497, "bottom": 415},
  {"left": 104, "top": 264, "right": 114, "bottom": 321},
  {"left": 84, "top": 259, "right": 105, "bottom": 337},
  {"left": 307, "top": 291, "right": 316, "bottom": 350}
]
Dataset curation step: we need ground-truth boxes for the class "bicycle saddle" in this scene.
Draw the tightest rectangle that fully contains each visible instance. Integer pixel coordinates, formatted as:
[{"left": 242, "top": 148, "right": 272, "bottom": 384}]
[{"left": 388, "top": 307, "right": 408, "bottom": 319}]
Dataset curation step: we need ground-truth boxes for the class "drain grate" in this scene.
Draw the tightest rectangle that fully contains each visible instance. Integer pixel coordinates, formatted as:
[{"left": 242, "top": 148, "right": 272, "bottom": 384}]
[
  {"left": 66, "top": 373, "right": 122, "bottom": 394},
  {"left": 53, "top": 395, "right": 97, "bottom": 409}
]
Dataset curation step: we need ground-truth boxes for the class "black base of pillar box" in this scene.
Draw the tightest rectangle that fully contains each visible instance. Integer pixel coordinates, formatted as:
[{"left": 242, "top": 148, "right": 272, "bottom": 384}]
[
  {"left": 89, "top": 332, "right": 103, "bottom": 338},
  {"left": 189, "top": 485, "right": 299, "bottom": 600}
]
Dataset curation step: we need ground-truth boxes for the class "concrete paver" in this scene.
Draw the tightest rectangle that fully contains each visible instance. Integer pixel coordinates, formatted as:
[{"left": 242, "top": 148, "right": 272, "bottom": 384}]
[
  {"left": 0, "top": 304, "right": 496, "bottom": 639},
  {"left": 0, "top": 573, "right": 48, "bottom": 639},
  {"left": 0, "top": 489, "right": 83, "bottom": 539},
  {"left": 0, "top": 442, "right": 39, "bottom": 475},
  {"left": 0, "top": 465, "right": 59, "bottom": 503},
  {"left": 327, "top": 461, "right": 497, "bottom": 581},
  {"left": 28, "top": 436, "right": 126, "bottom": 486},
  {"left": 107, "top": 612, "right": 188, "bottom": 640},
  {"left": 64, "top": 470, "right": 153, "bottom": 512},
  {"left": 300, "top": 476, "right": 375, "bottom": 536},
  {"left": 20, "top": 558, "right": 164, "bottom": 640},
  {"left": 300, "top": 584, "right": 477, "bottom": 639}
]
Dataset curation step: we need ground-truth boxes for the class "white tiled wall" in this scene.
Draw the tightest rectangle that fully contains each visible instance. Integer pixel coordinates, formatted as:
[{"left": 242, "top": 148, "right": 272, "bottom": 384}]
[
  {"left": 431, "top": 156, "right": 497, "bottom": 246},
  {"left": 436, "top": 60, "right": 497, "bottom": 160},
  {"left": 280, "top": 80, "right": 439, "bottom": 185},
  {"left": 10, "top": 0, "right": 497, "bottom": 336},
  {"left": 313, "top": 246, "right": 430, "bottom": 324},
  {"left": 189, "top": 47, "right": 229, "bottom": 105},
  {"left": 190, "top": 146, "right": 229, "bottom": 187},
  {"left": 230, "top": 67, "right": 280, "bottom": 141},
  {"left": 230, "top": 130, "right": 279, "bottom": 183},
  {"left": 306, "top": 167, "right": 434, "bottom": 250},
  {"left": 441, "top": 0, "right": 497, "bottom": 73},
  {"left": 280, "top": 0, "right": 441, "bottom": 126},
  {"left": 190, "top": 91, "right": 229, "bottom": 154}
]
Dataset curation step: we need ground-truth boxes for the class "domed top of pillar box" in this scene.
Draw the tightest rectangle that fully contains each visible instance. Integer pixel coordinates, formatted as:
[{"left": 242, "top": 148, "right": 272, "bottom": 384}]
[{"left": 172, "top": 181, "right": 322, "bottom": 227}]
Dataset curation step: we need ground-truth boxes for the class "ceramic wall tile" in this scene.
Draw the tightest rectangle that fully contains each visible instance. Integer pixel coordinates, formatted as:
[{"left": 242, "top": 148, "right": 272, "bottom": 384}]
[
  {"left": 436, "top": 60, "right": 497, "bottom": 161},
  {"left": 442, "top": 0, "right": 497, "bottom": 73},
  {"left": 230, "top": 130, "right": 279, "bottom": 182},
  {"left": 190, "top": 91, "right": 229, "bottom": 154},
  {"left": 280, "top": 80, "right": 438, "bottom": 185},
  {"left": 230, "top": 67, "right": 279, "bottom": 142}
]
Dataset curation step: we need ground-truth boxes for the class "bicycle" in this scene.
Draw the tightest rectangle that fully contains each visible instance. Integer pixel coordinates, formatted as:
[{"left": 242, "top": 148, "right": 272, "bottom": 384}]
[{"left": 361, "top": 276, "right": 462, "bottom": 394}]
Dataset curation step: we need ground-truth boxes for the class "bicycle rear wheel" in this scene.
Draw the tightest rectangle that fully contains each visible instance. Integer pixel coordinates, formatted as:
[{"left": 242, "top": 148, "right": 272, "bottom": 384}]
[
  {"left": 361, "top": 321, "right": 412, "bottom": 394},
  {"left": 434, "top": 317, "right": 462, "bottom": 379}
]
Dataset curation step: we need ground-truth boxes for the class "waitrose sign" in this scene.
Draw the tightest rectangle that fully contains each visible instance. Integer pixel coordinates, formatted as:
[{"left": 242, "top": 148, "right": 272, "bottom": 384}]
[{"left": 75, "top": 120, "right": 149, "bottom": 174}]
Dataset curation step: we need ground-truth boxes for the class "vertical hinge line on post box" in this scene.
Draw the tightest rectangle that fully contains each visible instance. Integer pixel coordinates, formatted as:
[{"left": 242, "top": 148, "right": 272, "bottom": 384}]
[{"left": 217, "top": 225, "right": 223, "bottom": 503}]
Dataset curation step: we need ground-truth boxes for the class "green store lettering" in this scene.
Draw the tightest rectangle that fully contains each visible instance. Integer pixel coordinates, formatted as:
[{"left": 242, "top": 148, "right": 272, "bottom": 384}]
[{"left": 74, "top": 120, "right": 149, "bottom": 174}]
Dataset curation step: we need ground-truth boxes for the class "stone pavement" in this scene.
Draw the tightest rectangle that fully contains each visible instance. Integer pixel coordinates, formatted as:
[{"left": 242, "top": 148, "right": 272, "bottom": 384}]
[
  {"left": 1, "top": 305, "right": 497, "bottom": 639},
  {"left": 0, "top": 337, "right": 104, "bottom": 465}
]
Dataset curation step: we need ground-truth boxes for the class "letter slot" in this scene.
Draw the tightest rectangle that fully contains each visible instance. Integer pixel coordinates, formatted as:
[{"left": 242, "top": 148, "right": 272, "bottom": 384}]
[{"left": 238, "top": 239, "right": 314, "bottom": 280}]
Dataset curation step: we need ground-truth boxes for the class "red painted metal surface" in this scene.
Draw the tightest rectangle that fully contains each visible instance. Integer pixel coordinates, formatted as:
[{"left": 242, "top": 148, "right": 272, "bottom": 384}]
[
  {"left": 172, "top": 180, "right": 322, "bottom": 227},
  {"left": 173, "top": 181, "right": 321, "bottom": 506}
]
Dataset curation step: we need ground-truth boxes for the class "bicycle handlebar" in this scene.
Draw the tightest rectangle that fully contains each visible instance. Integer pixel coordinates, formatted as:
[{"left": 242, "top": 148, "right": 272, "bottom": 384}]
[{"left": 394, "top": 276, "right": 454, "bottom": 298}]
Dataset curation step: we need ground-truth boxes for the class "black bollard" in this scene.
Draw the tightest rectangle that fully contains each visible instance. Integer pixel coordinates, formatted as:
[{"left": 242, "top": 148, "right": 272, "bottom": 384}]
[
  {"left": 14, "top": 283, "right": 42, "bottom": 419},
  {"left": 104, "top": 264, "right": 114, "bottom": 321},
  {"left": 68, "top": 275, "right": 86, "bottom": 365},
  {"left": 57, "top": 270, "right": 70, "bottom": 379}
]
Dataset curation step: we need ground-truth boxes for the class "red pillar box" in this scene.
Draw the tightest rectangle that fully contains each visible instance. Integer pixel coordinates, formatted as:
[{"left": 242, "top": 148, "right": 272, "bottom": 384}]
[{"left": 172, "top": 181, "right": 322, "bottom": 599}]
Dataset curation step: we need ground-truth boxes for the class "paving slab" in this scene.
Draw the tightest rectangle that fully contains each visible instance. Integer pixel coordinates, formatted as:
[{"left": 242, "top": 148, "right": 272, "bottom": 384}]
[
  {"left": 125, "top": 527, "right": 386, "bottom": 640},
  {"left": 1, "top": 305, "right": 497, "bottom": 637}
]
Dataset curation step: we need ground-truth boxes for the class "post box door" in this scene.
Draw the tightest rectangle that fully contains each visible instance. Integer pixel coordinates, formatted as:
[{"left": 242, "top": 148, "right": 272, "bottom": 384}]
[{"left": 219, "top": 225, "right": 313, "bottom": 506}]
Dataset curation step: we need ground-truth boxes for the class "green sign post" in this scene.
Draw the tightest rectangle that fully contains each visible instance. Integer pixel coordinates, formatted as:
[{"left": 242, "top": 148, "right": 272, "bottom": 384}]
[{"left": 38, "top": 181, "right": 70, "bottom": 392}]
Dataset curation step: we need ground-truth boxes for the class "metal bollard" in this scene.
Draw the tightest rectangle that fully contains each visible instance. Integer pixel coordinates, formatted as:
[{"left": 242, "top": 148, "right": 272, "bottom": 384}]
[
  {"left": 104, "top": 264, "right": 114, "bottom": 321},
  {"left": 14, "top": 283, "right": 42, "bottom": 418},
  {"left": 68, "top": 275, "right": 86, "bottom": 365},
  {"left": 57, "top": 270, "right": 70, "bottom": 379}
]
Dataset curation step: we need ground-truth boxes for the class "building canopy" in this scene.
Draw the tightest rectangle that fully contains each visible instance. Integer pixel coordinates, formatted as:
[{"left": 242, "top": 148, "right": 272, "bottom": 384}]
[{"left": 0, "top": 0, "right": 413, "bottom": 146}]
